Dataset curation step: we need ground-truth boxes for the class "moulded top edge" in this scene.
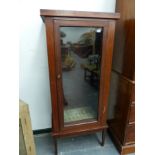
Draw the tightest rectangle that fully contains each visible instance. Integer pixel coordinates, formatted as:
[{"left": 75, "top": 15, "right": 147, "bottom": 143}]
[{"left": 40, "top": 9, "right": 120, "bottom": 20}]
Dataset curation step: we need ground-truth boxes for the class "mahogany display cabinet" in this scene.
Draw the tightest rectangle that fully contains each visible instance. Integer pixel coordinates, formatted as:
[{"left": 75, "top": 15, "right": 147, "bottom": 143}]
[{"left": 40, "top": 9, "right": 120, "bottom": 154}]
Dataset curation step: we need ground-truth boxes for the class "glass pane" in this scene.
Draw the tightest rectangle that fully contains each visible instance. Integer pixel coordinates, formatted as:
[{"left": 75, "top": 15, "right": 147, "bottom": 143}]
[{"left": 60, "top": 26, "right": 103, "bottom": 125}]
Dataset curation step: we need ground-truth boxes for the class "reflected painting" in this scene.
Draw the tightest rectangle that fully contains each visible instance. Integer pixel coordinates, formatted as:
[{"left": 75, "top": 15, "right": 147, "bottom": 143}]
[{"left": 60, "top": 27, "right": 103, "bottom": 125}]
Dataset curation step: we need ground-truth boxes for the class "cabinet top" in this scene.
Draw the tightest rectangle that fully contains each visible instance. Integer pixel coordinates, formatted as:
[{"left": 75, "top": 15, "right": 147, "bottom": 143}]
[{"left": 40, "top": 9, "right": 120, "bottom": 20}]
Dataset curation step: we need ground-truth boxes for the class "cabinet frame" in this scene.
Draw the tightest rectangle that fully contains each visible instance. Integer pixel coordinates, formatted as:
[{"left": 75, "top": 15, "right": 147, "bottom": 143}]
[
  {"left": 41, "top": 9, "right": 120, "bottom": 154},
  {"left": 44, "top": 18, "right": 116, "bottom": 136}
]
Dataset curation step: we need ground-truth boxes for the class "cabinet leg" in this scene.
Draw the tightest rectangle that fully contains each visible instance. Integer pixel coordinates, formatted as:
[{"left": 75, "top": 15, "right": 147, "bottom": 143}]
[
  {"left": 53, "top": 137, "right": 58, "bottom": 155},
  {"left": 84, "top": 69, "right": 87, "bottom": 80},
  {"left": 101, "top": 129, "right": 106, "bottom": 146}
]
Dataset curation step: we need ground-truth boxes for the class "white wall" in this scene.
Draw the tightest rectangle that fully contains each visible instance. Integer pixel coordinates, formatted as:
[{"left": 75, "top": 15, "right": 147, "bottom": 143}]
[{"left": 19, "top": 0, "right": 116, "bottom": 130}]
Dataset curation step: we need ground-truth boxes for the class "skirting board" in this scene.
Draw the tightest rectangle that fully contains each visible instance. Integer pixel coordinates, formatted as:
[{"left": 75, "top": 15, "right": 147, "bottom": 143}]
[{"left": 33, "top": 128, "right": 52, "bottom": 135}]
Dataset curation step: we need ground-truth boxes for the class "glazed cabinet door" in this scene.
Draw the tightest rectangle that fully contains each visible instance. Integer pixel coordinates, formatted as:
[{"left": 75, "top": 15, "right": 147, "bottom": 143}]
[{"left": 53, "top": 19, "right": 115, "bottom": 131}]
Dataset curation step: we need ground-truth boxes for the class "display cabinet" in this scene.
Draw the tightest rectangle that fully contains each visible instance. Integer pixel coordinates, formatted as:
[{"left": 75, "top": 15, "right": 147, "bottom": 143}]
[{"left": 40, "top": 9, "right": 120, "bottom": 154}]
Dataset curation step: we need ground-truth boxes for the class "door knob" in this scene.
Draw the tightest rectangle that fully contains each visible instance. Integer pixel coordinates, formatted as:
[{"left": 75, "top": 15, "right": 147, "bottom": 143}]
[{"left": 57, "top": 74, "right": 61, "bottom": 79}]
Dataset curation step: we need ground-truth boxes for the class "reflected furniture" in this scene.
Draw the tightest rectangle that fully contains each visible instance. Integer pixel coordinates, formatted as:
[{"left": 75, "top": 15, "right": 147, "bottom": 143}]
[
  {"left": 82, "top": 55, "right": 100, "bottom": 87},
  {"left": 40, "top": 9, "right": 120, "bottom": 155},
  {"left": 108, "top": 0, "right": 135, "bottom": 154}
]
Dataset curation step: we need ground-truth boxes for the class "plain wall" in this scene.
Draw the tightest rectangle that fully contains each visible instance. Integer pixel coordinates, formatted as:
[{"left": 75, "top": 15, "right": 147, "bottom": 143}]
[{"left": 19, "top": 0, "right": 116, "bottom": 130}]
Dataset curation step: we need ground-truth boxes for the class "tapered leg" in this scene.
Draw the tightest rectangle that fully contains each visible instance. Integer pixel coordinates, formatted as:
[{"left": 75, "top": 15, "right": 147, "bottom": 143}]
[
  {"left": 101, "top": 129, "right": 106, "bottom": 146},
  {"left": 53, "top": 137, "right": 58, "bottom": 155},
  {"left": 84, "top": 69, "right": 87, "bottom": 80}
]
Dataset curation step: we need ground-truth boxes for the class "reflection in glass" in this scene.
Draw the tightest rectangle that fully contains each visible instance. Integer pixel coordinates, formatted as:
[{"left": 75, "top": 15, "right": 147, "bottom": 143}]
[{"left": 60, "top": 27, "right": 103, "bottom": 125}]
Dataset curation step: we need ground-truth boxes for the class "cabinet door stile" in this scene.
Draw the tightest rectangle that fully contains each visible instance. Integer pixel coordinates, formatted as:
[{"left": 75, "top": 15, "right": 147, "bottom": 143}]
[{"left": 45, "top": 17, "right": 60, "bottom": 132}]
